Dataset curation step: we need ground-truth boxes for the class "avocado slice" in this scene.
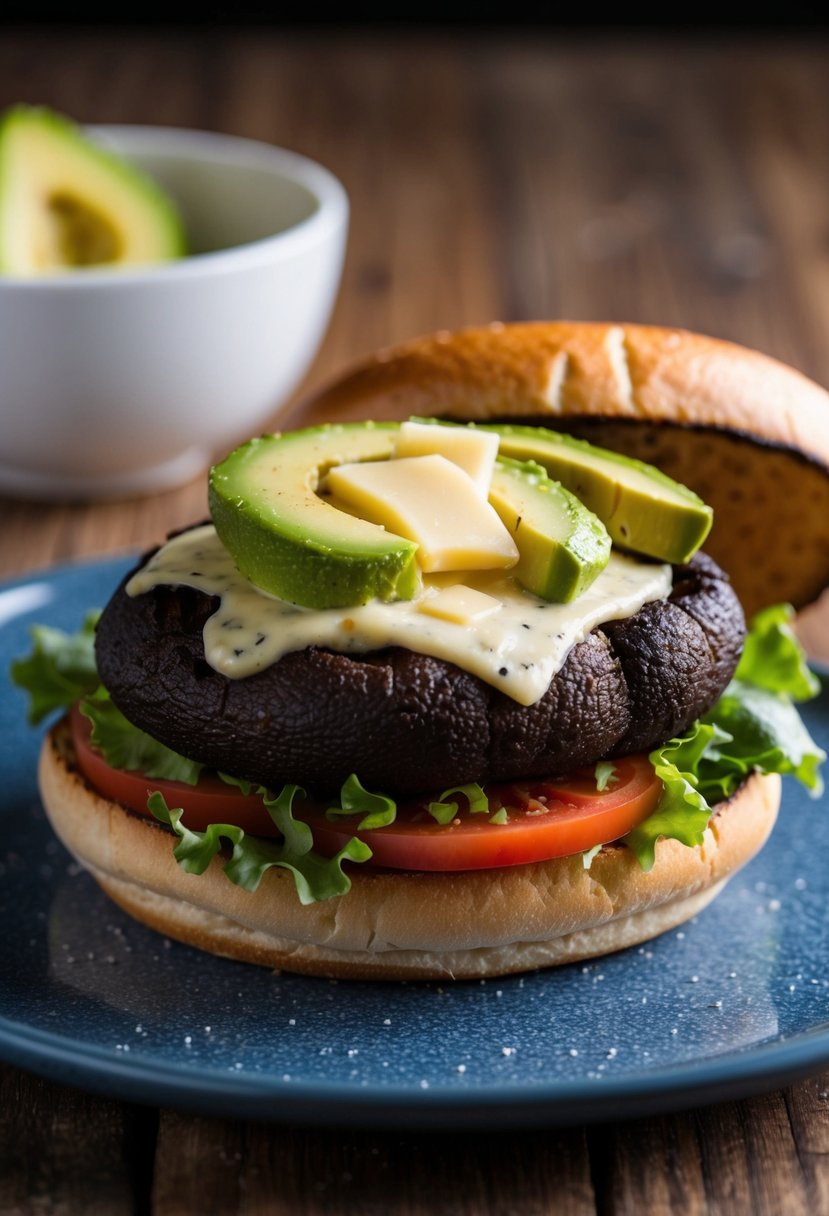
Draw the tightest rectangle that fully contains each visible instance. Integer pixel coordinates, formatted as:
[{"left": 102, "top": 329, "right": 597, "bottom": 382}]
[
  {"left": 488, "top": 457, "right": 611, "bottom": 601},
  {"left": 481, "top": 423, "right": 712, "bottom": 564},
  {"left": 0, "top": 105, "right": 186, "bottom": 276},
  {"left": 208, "top": 423, "right": 423, "bottom": 609}
]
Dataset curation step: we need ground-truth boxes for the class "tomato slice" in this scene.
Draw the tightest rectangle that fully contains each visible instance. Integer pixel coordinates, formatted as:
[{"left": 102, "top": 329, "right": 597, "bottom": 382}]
[
  {"left": 299, "top": 758, "right": 662, "bottom": 870},
  {"left": 70, "top": 705, "right": 280, "bottom": 837},
  {"left": 70, "top": 705, "right": 662, "bottom": 871}
]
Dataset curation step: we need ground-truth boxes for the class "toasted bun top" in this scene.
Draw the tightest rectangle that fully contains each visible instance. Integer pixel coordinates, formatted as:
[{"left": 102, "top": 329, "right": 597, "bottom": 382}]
[{"left": 283, "top": 321, "right": 829, "bottom": 617}]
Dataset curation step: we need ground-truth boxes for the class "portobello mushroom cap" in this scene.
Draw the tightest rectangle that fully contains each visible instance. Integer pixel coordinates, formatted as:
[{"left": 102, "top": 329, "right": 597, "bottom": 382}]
[{"left": 94, "top": 537, "right": 745, "bottom": 799}]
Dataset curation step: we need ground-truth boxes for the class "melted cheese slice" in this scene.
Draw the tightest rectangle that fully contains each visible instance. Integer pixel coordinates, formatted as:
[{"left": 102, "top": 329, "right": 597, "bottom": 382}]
[
  {"left": 326, "top": 454, "right": 518, "bottom": 572},
  {"left": 418, "top": 584, "right": 502, "bottom": 625},
  {"left": 126, "top": 524, "right": 672, "bottom": 707},
  {"left": 392, "top": 420, "right": 500, "bottom": 497}
]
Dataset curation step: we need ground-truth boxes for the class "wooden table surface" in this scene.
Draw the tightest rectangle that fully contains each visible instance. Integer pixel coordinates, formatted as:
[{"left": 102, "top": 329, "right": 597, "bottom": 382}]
[{"left": 2, "top": 26, "right": 829, "bottom": 1215}]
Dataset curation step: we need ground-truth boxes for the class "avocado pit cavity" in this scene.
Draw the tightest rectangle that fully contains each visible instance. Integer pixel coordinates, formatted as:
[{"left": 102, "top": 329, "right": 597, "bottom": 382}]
[{"left": 47, "top": 190, "right": 123, "bottom": 266}]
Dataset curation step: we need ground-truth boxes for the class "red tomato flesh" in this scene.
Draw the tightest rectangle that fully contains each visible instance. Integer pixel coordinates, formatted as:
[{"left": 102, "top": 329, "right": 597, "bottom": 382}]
[
  {"left": 70, "top": 705, "right": 280, "bottom": 836},
  {"left": 70, "top": 705, "right": 662, "bottom": 872},
  {"left": 300, "top": 760, "right": 662, "bottom": 870}
]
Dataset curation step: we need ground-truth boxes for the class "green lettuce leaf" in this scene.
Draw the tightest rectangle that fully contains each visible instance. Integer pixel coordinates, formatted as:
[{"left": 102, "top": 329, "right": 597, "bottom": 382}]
[
  {"left": 79, "top": 685, "right": 204, "bottom": 785},
  {"left": 427, "top": 782, "right": 489, "bottom": 824},
  {"left": 623, "top": 724, "right": 718, "bottom": 870},
  {"left": 734, "top": 603, "right": 820, "bottom": 700},
  {"left": 217, "top": 771, "right": 255, "bottom": 795},
  {"left": 148, "top": 786, "right": 371, "bottom": 904},
  {"left": 582, "top": 843, "right": 603, "bottom": 870},
  {"left": 325, "top": 774, "right": 397, "bottom": 830},
  {"left": 623, "top": 604, "right": 825, "bottom": 869},
  {"left": 425, "top": 799, "right": 458, "bottom": 826},
  {"left": 700, "top": 679, "right": 825, "bottom": 798},
  {"left": 11, "top": 611, "right": 100, "bottom": 724},
  {"left": 594, "top": 761, "right": 618, "bottom": 793},
  {"left": 11, "top": 612, "right": 203, "bottom": 784}
]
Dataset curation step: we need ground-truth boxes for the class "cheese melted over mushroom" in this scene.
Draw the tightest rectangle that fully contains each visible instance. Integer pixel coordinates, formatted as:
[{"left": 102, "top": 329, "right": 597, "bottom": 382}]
[{"left": 126, "top": 524, "right": 672, "bottom": 708}]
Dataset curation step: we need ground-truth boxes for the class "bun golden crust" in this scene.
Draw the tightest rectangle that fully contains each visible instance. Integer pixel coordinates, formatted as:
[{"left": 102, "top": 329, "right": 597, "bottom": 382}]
[
  {"left": 284, "top": 321, "right": 829, "bottom": 616},
  {"left": 40, "top": 720, "right": 781, "bottom": 981}
]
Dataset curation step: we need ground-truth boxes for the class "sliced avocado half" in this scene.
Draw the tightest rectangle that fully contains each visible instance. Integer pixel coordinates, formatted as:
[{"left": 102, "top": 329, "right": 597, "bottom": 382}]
[
  {"left": 209, "top": 423, "right": 422, "bottom": 609},
  {"left": 479, "top": 422, "right": 713, "bottom": 564},
  {"left": 0, "top": 105, "right": 186, "bottom": 276},
  {"left": 488, "top": 457, "right": 611, "bottom": 601}
]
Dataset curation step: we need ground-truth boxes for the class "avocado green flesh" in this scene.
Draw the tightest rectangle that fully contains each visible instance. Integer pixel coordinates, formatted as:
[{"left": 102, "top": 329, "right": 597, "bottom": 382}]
[
  {"left": 0, "top": 105, "right": 186, "bottom": 276},
  {"left": 209, "top": 417, "right": 715, "bottom": 611},
  {"left": 482, "top": 423, "right": 713, "bottom": 564},
  {"left": 208, "top": 423, "right": 423, "bottom": 609},
  {"left": 488, "top": 458, "right": 611, "bottom": 602}
]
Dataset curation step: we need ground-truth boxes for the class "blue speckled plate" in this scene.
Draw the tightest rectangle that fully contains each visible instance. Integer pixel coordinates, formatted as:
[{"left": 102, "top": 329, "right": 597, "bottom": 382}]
[{"left": 1, "top": 556, "right": 828, "bottom": 1129}]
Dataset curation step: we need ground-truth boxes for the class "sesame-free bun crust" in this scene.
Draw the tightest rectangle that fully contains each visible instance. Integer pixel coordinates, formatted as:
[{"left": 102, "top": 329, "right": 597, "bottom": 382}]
[
  {"left": 283, "top": 321, "right": 829, "bottom": 617},
  {"left": 40, "top": 721, "right": 781, "bottom": 981}
]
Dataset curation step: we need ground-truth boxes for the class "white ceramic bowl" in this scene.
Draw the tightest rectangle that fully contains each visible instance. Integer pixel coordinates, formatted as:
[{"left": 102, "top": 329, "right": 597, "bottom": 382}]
[{"left": 0, "top": 125, "right": 349, "bottom": 500}]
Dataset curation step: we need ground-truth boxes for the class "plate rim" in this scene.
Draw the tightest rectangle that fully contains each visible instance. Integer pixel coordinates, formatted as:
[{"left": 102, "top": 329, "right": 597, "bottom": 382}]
[{"left": 1, "top": 1010, "right": 828, "bottom": 1128}]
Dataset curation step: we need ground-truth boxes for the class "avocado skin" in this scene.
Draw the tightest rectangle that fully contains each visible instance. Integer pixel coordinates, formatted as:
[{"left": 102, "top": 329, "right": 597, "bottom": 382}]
[{"left": 95, "top": 538, "right": 745, "bottom": 799}]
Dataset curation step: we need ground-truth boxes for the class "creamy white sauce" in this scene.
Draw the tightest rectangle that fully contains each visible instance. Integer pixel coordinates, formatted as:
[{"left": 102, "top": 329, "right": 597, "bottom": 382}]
[{"left": 126, "top": 524, "right": 672, "bottom": 707}]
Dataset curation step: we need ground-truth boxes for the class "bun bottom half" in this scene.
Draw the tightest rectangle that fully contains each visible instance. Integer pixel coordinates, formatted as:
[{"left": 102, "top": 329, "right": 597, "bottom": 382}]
[{"left": 39, "top": 722, "right": 781, "bottom": 981}]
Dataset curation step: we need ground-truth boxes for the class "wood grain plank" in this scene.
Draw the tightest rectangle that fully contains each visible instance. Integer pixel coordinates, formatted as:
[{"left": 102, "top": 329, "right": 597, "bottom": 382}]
[
  {"left": 784, "top": 1071, "right": 829, "bottom": 1214},
  {"left": 152, "top": 1113, "right": 596, "bottom": 1216},
  {"left": 0, "top": 1064, "right": 152, "bottom": 1215},
  {"left": 467, "top": 39, "right": 829, "bottom": 394},
  {"left": 151, "top": 1110, "right": 244, "bottom": 1214},
  {"left": 214, "top": 34, "right": 503, "bottom": 357},
  {"left": 0, "top": 475, "right": 210, "bottom": 580},
  {"left": 589, "top": 1111, "right": 709, "bottom": 1216},
  {"left": 594, "top": 1090, "right": 817, "bottom": 1216},
  {"left": 690, "top": 1095, "right": 794, "bottom": 1216}
]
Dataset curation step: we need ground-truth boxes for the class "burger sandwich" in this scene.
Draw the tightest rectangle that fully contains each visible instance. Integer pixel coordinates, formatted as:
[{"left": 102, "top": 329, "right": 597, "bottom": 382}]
[{"left": 14, "top": 321, "right": 828, "bottom": 980}]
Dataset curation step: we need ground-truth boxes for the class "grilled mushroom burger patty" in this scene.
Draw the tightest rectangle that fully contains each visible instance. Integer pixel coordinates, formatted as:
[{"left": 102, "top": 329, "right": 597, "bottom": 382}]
[{"left": 95, "top": 535, "right": 745, "bottom": 798}]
